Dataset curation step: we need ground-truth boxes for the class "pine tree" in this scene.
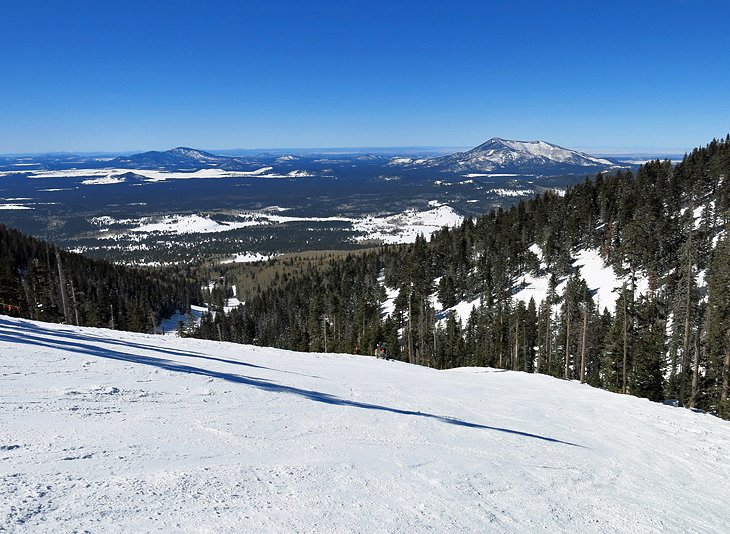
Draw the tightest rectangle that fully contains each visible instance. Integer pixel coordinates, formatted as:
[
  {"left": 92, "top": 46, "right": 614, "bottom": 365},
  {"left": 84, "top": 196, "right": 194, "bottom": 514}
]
[
  {"left": 632, "top": 293, "right": 666, "bottom": 401},
  {"left": 603, "top": 286, "right": 633, "bottom": 393},
  {"left": 704, "top": 229, "right": 730, "bottom": 417}
]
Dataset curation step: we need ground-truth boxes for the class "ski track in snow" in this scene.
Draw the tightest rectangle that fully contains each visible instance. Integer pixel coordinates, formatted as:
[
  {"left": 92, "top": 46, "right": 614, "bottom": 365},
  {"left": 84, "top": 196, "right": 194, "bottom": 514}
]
[{"left": 1, "top": 316, "right": 729, "bottom": 532}]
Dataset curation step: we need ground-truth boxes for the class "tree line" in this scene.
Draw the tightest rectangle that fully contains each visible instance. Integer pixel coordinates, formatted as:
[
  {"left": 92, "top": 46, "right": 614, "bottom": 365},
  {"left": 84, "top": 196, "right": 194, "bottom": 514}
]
[{"left": 0, "top": 224, "right": 201, "bottom": 332}]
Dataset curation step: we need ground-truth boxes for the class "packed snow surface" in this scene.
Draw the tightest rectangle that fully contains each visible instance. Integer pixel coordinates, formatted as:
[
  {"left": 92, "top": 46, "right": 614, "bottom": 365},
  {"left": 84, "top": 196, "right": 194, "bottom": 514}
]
[{"left": 1, "top": 316, "right": 729, "bottom": 533}]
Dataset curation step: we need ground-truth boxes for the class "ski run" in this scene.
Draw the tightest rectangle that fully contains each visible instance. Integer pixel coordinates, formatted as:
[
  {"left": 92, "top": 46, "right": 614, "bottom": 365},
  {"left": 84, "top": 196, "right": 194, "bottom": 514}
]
[{"left": 1, "top": 316, "right": 729, "bottom": 532}]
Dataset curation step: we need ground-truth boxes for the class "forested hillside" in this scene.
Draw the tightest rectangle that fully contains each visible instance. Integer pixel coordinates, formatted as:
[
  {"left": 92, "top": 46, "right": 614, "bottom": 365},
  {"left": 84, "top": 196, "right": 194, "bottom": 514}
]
[
  {"left": 0, "top": 225, "right": 201, "bottom": 332},
  {"left": 196, "top": 137, "right": 730, "bottom": 418}
]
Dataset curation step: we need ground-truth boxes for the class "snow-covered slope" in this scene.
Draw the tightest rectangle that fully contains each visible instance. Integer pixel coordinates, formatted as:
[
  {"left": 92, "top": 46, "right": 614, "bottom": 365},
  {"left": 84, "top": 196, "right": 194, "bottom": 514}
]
[
  {"left": 477, "top": 138, "right": 612, "bottom": 166},
  {"left": 103, "top": 147, "right": 283, "bottom": 173},
  {"left": 1, "top": 316, "right": 729, "bottom": 532}
]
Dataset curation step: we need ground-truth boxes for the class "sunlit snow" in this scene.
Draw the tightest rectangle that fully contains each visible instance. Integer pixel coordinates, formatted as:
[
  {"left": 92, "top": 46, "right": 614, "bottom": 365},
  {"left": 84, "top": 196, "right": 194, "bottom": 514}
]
[{"left": 1, "top": 316, "right": 728, "bottom": 532}]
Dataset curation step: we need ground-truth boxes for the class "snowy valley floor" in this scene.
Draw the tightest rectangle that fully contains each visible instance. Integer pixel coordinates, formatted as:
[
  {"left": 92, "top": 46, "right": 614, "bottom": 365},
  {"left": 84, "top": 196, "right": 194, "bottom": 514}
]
[{"left": 1, "top": 316, "right": 729, "bottom": 533}]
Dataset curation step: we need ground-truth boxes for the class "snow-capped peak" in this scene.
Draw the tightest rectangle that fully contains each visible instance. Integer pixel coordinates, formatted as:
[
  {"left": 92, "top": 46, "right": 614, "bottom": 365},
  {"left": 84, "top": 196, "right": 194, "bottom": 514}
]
[
  {"left": 431, "top": 137, "right": 616, "bottom": 174},
  {"left": 472, "top": 138, "right": 612, "bottom": 166},
  {"left": 168, "top": 147, "right": 222, "bottom": 162}
]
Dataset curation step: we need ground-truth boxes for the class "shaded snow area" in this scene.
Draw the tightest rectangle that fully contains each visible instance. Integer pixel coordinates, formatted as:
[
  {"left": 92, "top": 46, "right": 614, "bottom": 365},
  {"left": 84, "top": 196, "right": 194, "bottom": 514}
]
[
  {"left": 512, "top": 246, "right": 649, "bottom": 314},
  {"left": 430, "top": 246, "right": 645, "bottom": 324},
  {"left": 2, "top": 316, "right": 729, "bottom": 532},
  {"left": 158, "top": 305, "right": 207, "bottom": 335}
]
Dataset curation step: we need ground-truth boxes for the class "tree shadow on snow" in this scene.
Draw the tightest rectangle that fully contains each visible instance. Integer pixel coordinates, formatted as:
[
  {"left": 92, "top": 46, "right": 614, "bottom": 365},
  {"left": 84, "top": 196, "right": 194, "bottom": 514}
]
[
  {"left": 0, "top": 319, "right": 585, "bottom": 448},
  {"left": 1, "top": 318, "right": 323, "bottom": 379}
]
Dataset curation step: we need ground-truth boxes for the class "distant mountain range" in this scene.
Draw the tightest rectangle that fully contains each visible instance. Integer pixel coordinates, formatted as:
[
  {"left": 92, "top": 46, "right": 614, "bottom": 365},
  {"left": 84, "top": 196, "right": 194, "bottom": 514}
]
[
  {"left": 110, "top": 147, "right": 256, "bottom": 171},
  {"left": 0, "top": 138, "right": 627, "bottom": 177},
  {"left": 113, "top": 139, "right": 621, "bottom": 175},
  {"left": 390, "top": 137, "right": 622, "bottom": 175}
]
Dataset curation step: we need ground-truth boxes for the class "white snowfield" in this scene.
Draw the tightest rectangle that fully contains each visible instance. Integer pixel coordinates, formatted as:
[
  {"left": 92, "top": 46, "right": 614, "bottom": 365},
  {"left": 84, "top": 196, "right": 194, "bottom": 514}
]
[
  {"left": 90, "top": 205, "right": 464, "bottom": 246},
  {"left": 0, "top": 167, "right": 311, "bottom": 181},
  {"left": 1, "top": 316, "right": 729, "bottom": 533},
  {"left": 0, "top": 204, "right": 33, "bottom": 210}
]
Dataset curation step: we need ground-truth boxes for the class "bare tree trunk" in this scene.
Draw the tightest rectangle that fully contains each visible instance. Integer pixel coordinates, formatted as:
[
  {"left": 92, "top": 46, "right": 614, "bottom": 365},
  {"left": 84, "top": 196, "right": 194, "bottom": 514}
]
[
  {"left": 564, "top": 301, "right": 570, "bottom": 379},
  {"left": 70, "top": 281, "right": 80, "bottom": 326},
  {"left": 536, "top": 309, "right": 543, "bottom": 374},
  {"left": 149, "top": 311, "right": 158, "bottom": 335},
  {"left": 418, "top": 298, "right": 427, "bottom": 366},
  {"left": 546, "top": 310, "right": 551, "bottom": 374},
  {"left": 680, "top": 248, "right": 693, "bottom": 407},
  {"left": 721, "top": 329, "right": 730, "bottom": 403},
  {"left": 55, "top": 250, "right": 71, "bottom": 324},
  {"left": 21, "top": 278, "right": 34, "bottom": 320},
  {"left": 407, "top": 289, "right": 413, "bottom": 364},
  {"left": 688, "top": 340, "right": 700, "bottom": 408},
  {"left": 522, "top": 321, "right": 528, "bottom": 372},
  {"left": 334, "top": 316, "right": 338, "bottom": 346},
  {"left": 433, "top": 323, "right": 437, "bottom": 364},
  {"left": 623, "top": 285, "right": 628, "bottom": 394},
  {"left": 323, "top": 315, "right": 328, "bottom": 353},
  {"left": 580, "top": 305, "right": 588, "bottom": 384},
  {"left": 513, "top": 318, "right": 519, "bottom": 371},
  {"left": 689, "top": 338, "right": 700, "bottom": 408},
  {"left": 109, "top": 303, "right": 115, "bottom": 330},
  {"left": 499, "top": 314, "right": 504, "bottom": 369}
]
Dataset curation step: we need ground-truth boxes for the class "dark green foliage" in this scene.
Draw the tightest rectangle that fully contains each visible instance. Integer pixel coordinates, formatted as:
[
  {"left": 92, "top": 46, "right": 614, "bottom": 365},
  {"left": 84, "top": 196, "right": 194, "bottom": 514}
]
[
  {"left": 704, "top": 229, "right": 730, "bottom": 413},
  {"left": 632, "top": 293, "right": 666, "bottom": 401},
  {"left": 0, "top": 224, "right": 201, "bottom": 332}
]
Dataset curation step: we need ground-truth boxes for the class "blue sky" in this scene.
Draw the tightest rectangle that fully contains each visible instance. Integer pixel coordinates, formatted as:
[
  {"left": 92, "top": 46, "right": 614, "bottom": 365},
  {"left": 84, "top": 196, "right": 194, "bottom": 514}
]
[{"left": 1, "top": 0, "right": 728, "bottom": 154}]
